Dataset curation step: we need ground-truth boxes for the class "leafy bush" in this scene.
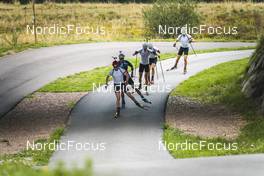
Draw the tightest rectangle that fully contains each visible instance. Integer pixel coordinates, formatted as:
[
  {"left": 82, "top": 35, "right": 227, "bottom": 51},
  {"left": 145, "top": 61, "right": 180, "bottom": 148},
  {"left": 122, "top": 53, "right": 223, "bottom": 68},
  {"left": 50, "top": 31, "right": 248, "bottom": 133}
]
[{"left": 143, "top": 0, "right": 200, "bottom": 38}]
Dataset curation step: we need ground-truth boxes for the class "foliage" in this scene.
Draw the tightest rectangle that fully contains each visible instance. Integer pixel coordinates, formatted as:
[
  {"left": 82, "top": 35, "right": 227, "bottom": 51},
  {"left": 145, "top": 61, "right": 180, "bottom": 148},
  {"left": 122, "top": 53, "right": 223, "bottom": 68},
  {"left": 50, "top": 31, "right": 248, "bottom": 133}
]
[{"left": 143, "top": 0, "right": 200, "bottom": 38}]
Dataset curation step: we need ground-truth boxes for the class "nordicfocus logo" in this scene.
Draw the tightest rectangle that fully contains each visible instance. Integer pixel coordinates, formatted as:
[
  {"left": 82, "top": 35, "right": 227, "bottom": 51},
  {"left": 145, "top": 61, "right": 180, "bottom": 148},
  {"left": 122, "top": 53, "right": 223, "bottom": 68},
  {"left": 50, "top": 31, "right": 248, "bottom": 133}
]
[
  {"left": 26, "top": 140, "right": 107, "bottom": 151},
  {"left": 159, "top": 141, "right": 238, "bottom": 151},
  {"left": 26, "top": 24, "right": 106, "bottom": 36},
  {"left": 93, "top": 83, "right": 172, "bottom": 93},
  {"left": 159, "top": 24, "right": 238, "bottom": 35}
]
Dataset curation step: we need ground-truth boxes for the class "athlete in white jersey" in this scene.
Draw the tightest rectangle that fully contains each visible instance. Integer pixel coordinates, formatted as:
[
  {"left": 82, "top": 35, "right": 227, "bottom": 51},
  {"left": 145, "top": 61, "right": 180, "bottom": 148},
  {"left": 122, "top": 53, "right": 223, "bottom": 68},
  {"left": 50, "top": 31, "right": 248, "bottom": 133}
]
[
  {"left": 148, "top": 43, "right": 160, "bottom": 84},
  {"left": 133, "top": 43, "right": 151, "bottom": 90},
  {"left": 169, "top": 27, "right": 194, "bottom": 74},
  {"left": 105, "top": 60, "right": 147, "bottom": 119}
]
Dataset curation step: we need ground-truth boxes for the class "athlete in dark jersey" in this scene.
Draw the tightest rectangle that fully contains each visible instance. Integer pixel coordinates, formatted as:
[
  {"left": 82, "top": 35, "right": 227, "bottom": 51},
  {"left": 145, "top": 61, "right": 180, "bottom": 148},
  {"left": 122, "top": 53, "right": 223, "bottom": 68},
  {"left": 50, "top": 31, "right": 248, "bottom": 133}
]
[{"left": 118, "top": 51, "right": 151, "bottom": 107}]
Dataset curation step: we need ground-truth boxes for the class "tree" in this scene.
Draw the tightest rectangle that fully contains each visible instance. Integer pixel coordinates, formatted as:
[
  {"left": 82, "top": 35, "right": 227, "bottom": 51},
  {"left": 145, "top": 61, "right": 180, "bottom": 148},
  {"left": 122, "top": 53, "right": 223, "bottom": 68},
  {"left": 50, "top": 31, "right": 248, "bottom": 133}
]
[{"left": 242, "top": 36, "right": 264, "bottom": 114}]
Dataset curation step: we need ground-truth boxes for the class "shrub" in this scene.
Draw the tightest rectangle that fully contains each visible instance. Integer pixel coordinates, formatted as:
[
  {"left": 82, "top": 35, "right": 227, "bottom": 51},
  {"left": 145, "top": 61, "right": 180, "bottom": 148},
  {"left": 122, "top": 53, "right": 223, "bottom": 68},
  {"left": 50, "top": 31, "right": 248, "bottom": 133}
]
[{"left": 143, "top": 0, "right": 200, "bottom": 38}]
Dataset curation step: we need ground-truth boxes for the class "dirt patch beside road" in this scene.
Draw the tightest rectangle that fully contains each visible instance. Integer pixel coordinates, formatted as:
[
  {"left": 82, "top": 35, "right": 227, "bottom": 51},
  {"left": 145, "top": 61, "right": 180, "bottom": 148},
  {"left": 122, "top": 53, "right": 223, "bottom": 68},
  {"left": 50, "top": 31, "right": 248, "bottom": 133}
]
[
  {"left": 166, "top": 96, "right": 247, "bottom": 139},
  {"left": 0, "top": 92, "right": 86, "bottom": 155}
]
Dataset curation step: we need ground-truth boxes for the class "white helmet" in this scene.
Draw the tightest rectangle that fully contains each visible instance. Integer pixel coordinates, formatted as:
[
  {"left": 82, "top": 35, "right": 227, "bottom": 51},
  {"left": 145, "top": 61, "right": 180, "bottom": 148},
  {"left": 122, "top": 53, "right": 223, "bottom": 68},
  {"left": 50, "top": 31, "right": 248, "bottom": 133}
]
[
  {"left": 142, "top": 43, "right": 148, "bottom": 49},
  {"left": 148, "top": 43, "right": 153, "bottom": 49},
  {"left": 181, "top": 27, "right": 187, "bottom": 35}
]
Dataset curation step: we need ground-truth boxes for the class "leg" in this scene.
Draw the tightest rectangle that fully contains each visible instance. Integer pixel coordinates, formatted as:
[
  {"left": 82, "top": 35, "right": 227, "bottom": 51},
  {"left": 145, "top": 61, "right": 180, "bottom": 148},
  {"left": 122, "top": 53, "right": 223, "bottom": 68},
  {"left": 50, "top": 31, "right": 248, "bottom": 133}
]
[
  {"left": 129, "top": 78, "right": 151, "bottom": 103},
  {"left": 139, "top": 72, "right": 143, "bottom": 89},
  {"left": 151, "top": 64, "right": 155, "bottom": 83},
  {"left": 174, "top": 55, "right": 181, "bottom": 68},
  {"left": 121, "top": 91, "right": 125, "bottom": 108},
  {"left": 125, "top": 91, "right": 142, "bottom": 108},
  {"left": 183, "top": 48, "right": 189, "bottom": 74},
  {"left": 138, "top": 64, "right": 144, "bottom": 89},
  {"left": 183, "top": 55, "right": 188, "bottom": 74},
  {"left": 169, "top": 47, "right": 183, "bottom": 70},
  {"left": 144, "top": 71, "right": 149, "bottom": 85},
  {"left": 114, "top": 91, "right": 121, "bottom": 118}
]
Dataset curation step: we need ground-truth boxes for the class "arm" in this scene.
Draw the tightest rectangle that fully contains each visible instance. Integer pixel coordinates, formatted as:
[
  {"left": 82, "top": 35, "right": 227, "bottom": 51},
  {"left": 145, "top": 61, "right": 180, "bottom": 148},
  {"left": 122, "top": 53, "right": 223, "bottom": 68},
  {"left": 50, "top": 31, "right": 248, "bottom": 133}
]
[
  {"left": 105, "top": 75, "right": 110, "bottom": 88},
  {"left": 126, "top": 61, "right": 134, "bottom": 77},
  {"left": 188, "top": 34, "right": 194, "bottom": 43},
  {"left": 133, "top": 51, "right": 139, "bottom": 56},
  {"left": 124, "top": 71, "right": 129, "bottom": 84},
  {"left": 174, "top": 35, "right": 181, "bottom": 46}
]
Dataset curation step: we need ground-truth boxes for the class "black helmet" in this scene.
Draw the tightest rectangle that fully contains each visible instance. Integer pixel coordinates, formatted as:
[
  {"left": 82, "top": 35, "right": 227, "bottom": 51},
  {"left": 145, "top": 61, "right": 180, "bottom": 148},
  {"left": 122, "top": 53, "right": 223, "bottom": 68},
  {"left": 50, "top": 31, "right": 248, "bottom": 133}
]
[{"left": 118, "top": 51, "right": 125, "bottom": 60}]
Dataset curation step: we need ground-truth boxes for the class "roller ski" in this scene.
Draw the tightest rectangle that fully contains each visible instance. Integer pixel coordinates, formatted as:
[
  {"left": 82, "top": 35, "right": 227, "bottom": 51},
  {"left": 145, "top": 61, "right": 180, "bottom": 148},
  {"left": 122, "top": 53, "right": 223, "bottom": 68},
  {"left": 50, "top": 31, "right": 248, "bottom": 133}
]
[
  {"left": 166, "top": 66, "right": 177, "bottom": 72},
  {"left": 142, "top": 97, "right": 152, "bottom": 104},
  {"left": 135, "top": 102, "right": 151, "bottom": 110}
]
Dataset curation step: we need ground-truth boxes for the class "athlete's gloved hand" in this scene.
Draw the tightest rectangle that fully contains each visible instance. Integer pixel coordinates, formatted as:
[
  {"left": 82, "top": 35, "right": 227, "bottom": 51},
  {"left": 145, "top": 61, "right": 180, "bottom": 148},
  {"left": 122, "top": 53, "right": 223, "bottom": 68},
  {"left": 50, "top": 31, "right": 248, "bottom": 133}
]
[
  {"left": 173, "top": 43, "right": 176, "bottom": 47},
  {"left": 131, "top": 72, "right": 134, "bottom": 78},
  {"left": 105, "top": 84, "right": 108, "bottom": 89}
]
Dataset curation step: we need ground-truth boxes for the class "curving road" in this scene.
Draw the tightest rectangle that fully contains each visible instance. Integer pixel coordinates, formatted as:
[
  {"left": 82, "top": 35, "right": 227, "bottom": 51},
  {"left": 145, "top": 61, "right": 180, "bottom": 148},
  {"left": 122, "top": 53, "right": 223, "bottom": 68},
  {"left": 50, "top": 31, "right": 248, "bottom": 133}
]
[
  {"left": 0, "top": 42, "right": 255, "bottom": 118},
  {"left": 49, "top": 49, "right": 264, "bottom": 176}
]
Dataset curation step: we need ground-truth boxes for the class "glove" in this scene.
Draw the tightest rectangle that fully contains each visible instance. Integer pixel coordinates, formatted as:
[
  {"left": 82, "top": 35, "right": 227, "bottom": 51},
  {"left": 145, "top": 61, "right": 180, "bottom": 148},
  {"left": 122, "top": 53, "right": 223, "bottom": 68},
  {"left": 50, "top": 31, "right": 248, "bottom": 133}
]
[
  {"left": 173, "top": 43, "right": 176, "bottom": 47},
  {"left": 105, "top": 84, "right": 108, "bottom": 89},
  {"left": 131, "top": 72, "right": 134, "bottom": 78}
]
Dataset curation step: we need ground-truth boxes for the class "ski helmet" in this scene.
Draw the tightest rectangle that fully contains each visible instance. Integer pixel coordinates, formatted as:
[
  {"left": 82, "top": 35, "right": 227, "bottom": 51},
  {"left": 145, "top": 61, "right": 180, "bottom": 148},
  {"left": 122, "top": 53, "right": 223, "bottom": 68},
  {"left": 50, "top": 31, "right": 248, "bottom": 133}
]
[
  {"left": 118, "top": 51, "right": 125, "bottom": 60},
  {"left": 112, "top": 60, "right": 119, "bottom": 68},
  {"left": 181, "top": 27, "right": 187, "bottom": 35},
  {"left": 142, "top": 43, "right": 148, "bottom": 50},
  {"left": 148, "top": 43, "right": 153, "bottom": 49}
]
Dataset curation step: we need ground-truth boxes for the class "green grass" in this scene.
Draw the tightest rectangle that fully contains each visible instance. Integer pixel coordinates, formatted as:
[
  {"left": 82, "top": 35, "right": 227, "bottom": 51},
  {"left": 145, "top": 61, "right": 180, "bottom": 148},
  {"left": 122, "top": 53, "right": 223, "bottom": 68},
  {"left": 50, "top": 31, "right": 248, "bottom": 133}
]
[
  {"left": 38, "top": 46, "right": 255, "bottom": 93},
  {"left": 0, "top": 160, "right": 93, "bottom": 176},
  {"left": 39, "top": 66, "right": 112, "bottom": 92},
  {"left": 165, "top": 58, "right": 264, "bottom": 158},
  {"left": 171, "top": 58, "right": 256, "bottom": 117},
  {"left": 0, "top": 128, "right": 64, "bottom": 166}
]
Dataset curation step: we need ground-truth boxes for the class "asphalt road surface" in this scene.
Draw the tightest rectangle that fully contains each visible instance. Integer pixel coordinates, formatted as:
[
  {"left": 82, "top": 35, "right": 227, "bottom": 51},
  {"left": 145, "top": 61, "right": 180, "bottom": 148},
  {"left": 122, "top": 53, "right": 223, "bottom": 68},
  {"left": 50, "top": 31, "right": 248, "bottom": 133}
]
[
  {"left": 49, "top": 49, "right": 264, "bottom": 176},
  {"left": 0, "top": 42, "right": 255, "bottom": 118}
]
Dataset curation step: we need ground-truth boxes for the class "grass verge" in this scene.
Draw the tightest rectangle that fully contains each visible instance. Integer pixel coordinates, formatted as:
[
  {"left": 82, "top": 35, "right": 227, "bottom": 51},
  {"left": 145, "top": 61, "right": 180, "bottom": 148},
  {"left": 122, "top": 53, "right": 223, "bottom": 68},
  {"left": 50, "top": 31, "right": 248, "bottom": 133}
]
[
  {"left": 0, "top": 128, "right": 64, "bottom": 166},
  {"left": 0, "top": 159, "right": 93, "bottom": 176},
  {"left": 0, "top": 128, "right": 91, "bottom": 176},
  {"left": 165, "top": 58, "right": 264, "bottom": 158},
  {"left": 38, "top": 46, "right": 254, "bottom": 93}
]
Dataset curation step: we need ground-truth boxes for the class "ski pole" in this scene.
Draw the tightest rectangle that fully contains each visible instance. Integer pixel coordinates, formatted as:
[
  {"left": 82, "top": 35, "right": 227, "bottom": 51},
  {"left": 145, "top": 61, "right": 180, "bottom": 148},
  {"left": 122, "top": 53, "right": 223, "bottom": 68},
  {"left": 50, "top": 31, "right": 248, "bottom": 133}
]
[
  {"left": 190, "top": 43, "right": 197, "bottom": 56},
  {"left": 155, "top": 63, "right": 159, "bottom": 80},
  {"left": 135, "top": 54, "right": 138, "bottom": 77},
  {"left": 158, "top": 55, "right": 165, "bottom": 82}
]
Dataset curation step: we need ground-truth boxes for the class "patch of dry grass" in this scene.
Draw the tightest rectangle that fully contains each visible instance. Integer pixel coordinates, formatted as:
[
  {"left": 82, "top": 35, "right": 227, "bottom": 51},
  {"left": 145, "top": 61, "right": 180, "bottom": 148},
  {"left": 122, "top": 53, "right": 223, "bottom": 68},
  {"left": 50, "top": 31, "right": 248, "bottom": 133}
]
[{"left": 0, "top": 2, "right": 263, "bottom": 50}]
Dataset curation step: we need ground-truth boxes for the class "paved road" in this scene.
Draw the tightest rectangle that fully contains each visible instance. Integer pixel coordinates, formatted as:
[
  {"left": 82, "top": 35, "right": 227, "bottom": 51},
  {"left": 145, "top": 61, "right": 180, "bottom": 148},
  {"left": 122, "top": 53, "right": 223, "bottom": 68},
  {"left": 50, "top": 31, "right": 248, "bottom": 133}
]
[
  {"left": 49, "top": 50, "right": 264, "bottom": 176},
  {"left": 0, "top": 42, "right": 255, "bottom": 118}
]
